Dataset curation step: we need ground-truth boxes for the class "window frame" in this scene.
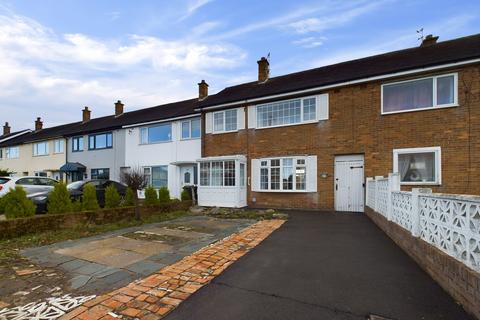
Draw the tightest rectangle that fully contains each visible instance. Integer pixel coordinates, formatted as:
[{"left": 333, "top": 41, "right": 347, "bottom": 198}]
[
  {"left": 54, "top": 139, "right": 64, "bottom": 154},
  {"left": 33, "top": 141, "right": 49, "bottom": 157},
  {"left": 91, "top": 168, "right": 110, "bottom": 180},
  {"left": 181, "top": 118, "right": 201, "bottom": 140},
  {"left": 212, "top": 110, "right": 237, "bottom": 133},
  {"left": 198, "top": 160, "right": 238, "bottom": 188},
  {"left": 72, "top": 136, "right": 84, "bottom": 152},
  {"left": 143, "top": 165, "right": 168, "bottom": 188},
  {"left": 88, "top": 132, "right": 113, "bottom": 150},
  {"left": 255, "top": 95, "right": 320, "bottom": 130},
  {"left": 257, "top": 156, "right": 308, "bottom": 192},
  {"left": 5, "top": 146, "right": 19, "bottom": 159},
  {"left": 140, "top": 123, "right": 172, "bottom": 144},
  {"left": 393, "top": 146, "right": 442, "bottom": 185},
  {"left": 381, "top": 73, "right": 458, "bottom": 115}
]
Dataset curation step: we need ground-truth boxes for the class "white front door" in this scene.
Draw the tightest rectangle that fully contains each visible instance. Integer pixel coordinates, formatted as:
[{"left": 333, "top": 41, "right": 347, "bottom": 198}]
[
  {"left": 180, "top": 166, "right": 194, "bottom": 186},
  {"left": 334, "top": 155, "right": 365, "bottom": 212}
]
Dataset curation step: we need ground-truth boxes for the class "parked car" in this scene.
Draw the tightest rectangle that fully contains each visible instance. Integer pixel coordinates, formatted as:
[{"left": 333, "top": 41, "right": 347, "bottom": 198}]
[
  {"left": 0, "top": 176, "right": 58, "bottom": 198},
  {"left": 29, "top": 179, "right": 127, "bottom": 213},
  {"left": 67, "top": 180, "right": 127, "bottom": 206}
]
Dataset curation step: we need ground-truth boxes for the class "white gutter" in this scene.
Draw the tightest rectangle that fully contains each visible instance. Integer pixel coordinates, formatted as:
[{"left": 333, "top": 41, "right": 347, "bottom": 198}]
[
  {"left": 122, "top": 113, "right": 201, "bottom": 129},
  {"left": 0, "top": 130, "right": 31, "bottom": 143},
  {"left": 197, "top": 58, "right": 480, "bottom": 111}
]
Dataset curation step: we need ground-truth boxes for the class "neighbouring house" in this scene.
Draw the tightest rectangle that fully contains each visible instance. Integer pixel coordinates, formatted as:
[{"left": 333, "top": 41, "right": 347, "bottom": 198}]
[
  {"left": 0, "top": 119, "right": 67, "bottom": 179},
  {"left": 195, "top": 33, "right": 480, "bottom": 211},
  {"left": 122, "top": 94, "right": 203, "bottom": 199}
]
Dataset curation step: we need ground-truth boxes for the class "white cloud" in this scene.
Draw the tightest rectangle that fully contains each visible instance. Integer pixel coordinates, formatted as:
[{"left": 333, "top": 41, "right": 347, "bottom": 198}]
[
  {"left": 292, "top": 36, "right": 326, "bottom": 48},
  {"left": 288, "top": 1, "right": 385, "bottom": 34},
  {"left": 179, "top": 0, "right": 214, "bottom": 21},
  {"left": 0, "top": 11, "right": 246, "bottom": 129}
]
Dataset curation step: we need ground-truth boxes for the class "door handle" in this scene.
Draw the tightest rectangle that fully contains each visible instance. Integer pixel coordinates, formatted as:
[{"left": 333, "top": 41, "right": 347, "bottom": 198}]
[{"left": 335, "top": 184, "right": 338, "bottom": 191}]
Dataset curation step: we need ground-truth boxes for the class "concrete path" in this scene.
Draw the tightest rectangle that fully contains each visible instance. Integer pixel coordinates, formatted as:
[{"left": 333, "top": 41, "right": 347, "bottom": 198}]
[{"left": 165, "top": 211, "right": 474, "bottom": 320}]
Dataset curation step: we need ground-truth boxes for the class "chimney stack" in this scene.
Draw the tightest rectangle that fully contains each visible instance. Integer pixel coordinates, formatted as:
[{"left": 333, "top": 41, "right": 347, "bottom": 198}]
[
  {"left": 35, "top": 117, "right": 43, "bottom": 131},
  {"left": 82, "top": 106, "right": 91, "bottom": 123},
  {"left": 3, "top": 122, "right": 10, "bottom": 136},
  {"left": 115, "top": 100, "right": 124, "bottom": 117},
  {"left": 257, "top": 57, "right": 270, "bottom": 83},
  {"left": 198, "top": 80, "right": 209, "bottom": 100},
  {"left": 421, "top": 34, "right": 439, "bottom": 47}
]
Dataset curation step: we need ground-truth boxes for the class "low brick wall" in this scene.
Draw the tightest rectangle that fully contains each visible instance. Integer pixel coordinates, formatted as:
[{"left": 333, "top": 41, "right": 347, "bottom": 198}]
[
  {"left": 0, "top": 200, "right": 192, "bottom": 240},
  {"left": 365, "top": 208, "right": 480, "bottom": 319}
]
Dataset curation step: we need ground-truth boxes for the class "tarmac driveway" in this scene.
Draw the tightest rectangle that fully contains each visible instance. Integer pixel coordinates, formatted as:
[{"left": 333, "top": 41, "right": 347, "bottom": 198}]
[{"left": 165, "top": 211, "right": 473, "bottom": 320}]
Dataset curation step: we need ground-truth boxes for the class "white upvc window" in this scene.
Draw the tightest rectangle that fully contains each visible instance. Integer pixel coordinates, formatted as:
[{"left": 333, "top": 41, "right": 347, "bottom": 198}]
[
  {"left": 5, "top": 146, "right": 19, "bottom": 159},
  {"left": 181, "top": 118, "right": 201, "bottom": 140},
  {"left": 199, "top": 160, "right": 236, "bottom": 187},
  {"left": 393, "top": 147, "right": 441, "bottom": 185},
  {"left": 54, "top": 139, "right": 64, "bottom": 153},
  {"left": 33, "top": 141, "right": 48, "bottom": 156},
  {"left": 213, "top": 109, "right": 237, "bottom": 133},
  {"left": 252, "top": 156, "right": 317, "bottom": 192},
  {"left": 381, "top": 73, "right": 458, "bottom": 114}
]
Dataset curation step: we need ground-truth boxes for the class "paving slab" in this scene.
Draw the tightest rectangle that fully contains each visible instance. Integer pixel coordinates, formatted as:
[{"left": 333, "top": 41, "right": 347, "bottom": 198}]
[{"left": 21, "top": 215, "right": 254, "bottom": 297}]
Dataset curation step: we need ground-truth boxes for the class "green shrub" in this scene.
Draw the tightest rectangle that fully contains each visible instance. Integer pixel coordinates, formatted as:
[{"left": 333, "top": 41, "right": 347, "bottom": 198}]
[
  {"left": 47, "top": 182, "right": 72, "bottom": 214},
  {"left": 0, "top": 196, "right": 5, "bottom": 214},
  {"left": 158, "top": 187, "right": 170, "bottom": 203},
  {"left": 72, "top": 199, "right": 83, "bottom": 212},
  {"left": 144, "top": 186, "right": 159, "bottom": 206},
  {"left": 105, "top": 185, "right": 121, "bottom": 209},
  {"left": 181, "top": 189, "right": 191, "bottom": 201},
  {"left": 123, "top": 187, "right": 135, "bottom": 207},
  {"left": 3, "top": 186, "right": 36, "bottom": 219},
  {"left": 82, "top": 183, "right": 99, "bottom": 211}
]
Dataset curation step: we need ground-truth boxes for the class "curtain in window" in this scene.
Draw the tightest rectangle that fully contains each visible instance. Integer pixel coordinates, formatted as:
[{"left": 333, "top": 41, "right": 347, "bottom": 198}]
[{"left": 384, "top": 78, "right": 433, "bottom": 112}]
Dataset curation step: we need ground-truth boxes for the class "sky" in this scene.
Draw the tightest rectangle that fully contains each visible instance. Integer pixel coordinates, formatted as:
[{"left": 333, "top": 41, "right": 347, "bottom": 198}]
[{"left": 0, "top": 0, "right": 479, "bottom": 130}]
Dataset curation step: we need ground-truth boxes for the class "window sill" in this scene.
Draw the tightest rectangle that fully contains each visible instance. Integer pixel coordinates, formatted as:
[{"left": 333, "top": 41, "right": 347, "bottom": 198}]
[
  {"left": 72, "top": 150, "right": 83, "bottom": 153},
  {"left": 381, "top": 104, "right": 458, "bottom": 116},
  {"left": 180, "top": 137, "right": 200, "bottom": 141},
  {"left": 211, "top": 130, "right": 239, "bottom": 135},
  {"left": 254, "top": 190, "right": 313, "bottom": 193},
  {"left": 400, "top": 182, "right": 441, "bottom": 186},
  {"left": 254, "top": 119, "right": 323, "bottom": 130},
  {"left": 139, "top": 140, "right": 172, "bottom": 145},
  {"left": 88, "top": 147, "right": 113, "bottom": 151},
  {"left": 33, "top": 154, "right": 49, "bottom": 157}
]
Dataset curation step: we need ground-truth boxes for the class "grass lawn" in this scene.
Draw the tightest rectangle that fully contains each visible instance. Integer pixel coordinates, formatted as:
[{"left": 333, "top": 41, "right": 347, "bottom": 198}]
[{"left": 0, "top": 210, "right": 189, "bottom": 268}]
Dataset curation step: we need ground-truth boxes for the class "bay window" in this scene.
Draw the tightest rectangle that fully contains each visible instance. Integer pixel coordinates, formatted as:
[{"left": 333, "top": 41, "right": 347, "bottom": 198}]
[
  {"left": 393, "top": 147, "right": 441, "bottom": 185},
  {"left": 382, "top": 73, "right": 457, "bottom": 114},
  {"left": 255, "top": 156, "right": 315, "bottom": 192}
]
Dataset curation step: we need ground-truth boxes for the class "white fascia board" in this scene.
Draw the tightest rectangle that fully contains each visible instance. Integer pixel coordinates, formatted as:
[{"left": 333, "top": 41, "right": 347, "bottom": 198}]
[
  {"left": 122, "top": 113, "right": 201, "bottom": 129},
  {"left": 0, "top": 130, "right": 31, "bottom": 143},
  {"left": 197, "top": 154, "right": 247, "bottom": 162},
  {"left": 196, "top": 58, "right": 480, "bottom": 111}
]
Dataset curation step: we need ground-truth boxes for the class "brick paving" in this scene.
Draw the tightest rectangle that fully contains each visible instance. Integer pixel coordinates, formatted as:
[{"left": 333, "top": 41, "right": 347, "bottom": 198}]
[{"left": 60, "top": 219, "right": 284, "bottom": 320}]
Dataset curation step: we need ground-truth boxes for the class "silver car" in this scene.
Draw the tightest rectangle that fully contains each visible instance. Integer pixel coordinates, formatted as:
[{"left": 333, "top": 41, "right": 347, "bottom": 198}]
[{"left": 0, "top": 176, "right": 58, "bottom": 197}]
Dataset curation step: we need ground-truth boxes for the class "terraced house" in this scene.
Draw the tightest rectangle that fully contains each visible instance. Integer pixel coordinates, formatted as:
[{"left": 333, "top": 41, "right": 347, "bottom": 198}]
[
  {"left": 195, "top": 34, "right": 480, "bottom": 211},
  {"left": 0, "top": 119, "right": 67, "bottom": 179}
]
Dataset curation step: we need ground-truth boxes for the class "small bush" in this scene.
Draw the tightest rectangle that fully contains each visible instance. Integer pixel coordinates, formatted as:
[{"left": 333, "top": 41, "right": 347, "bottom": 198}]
[
  {"left": 158, "top": 187, "right": 170, "bottom": 203},
  {"left": 47, "top": 182, "right": 72, "bottom": 214},
  {"left": 144, "top": 186, "right": 159, "bottom": 206},
  {"left": 0, "top": 196, "right": 5, "bottom": 214},
  {"left": 3, "top": 186, "right": 36, "bottom": 219},
  {"left": 72, "top": 199, "right": 83, "bottom": 212},
  {"left": 82, "top": 183, "right": 99, "bottom": 211},
  {"left": 104, "top": 185, "right": 121, "bottom": 209},
  {"left": 123, "top": 187, "right": 135, "bottom": 207},
  {"left": 181, "top": 189, "right": 191, "bottom": 201}
]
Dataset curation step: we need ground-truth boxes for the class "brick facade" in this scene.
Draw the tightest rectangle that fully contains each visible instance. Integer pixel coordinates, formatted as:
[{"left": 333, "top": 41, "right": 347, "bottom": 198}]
[{"left": 202, "top": 64, "right": 480, "bottom": 210}]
